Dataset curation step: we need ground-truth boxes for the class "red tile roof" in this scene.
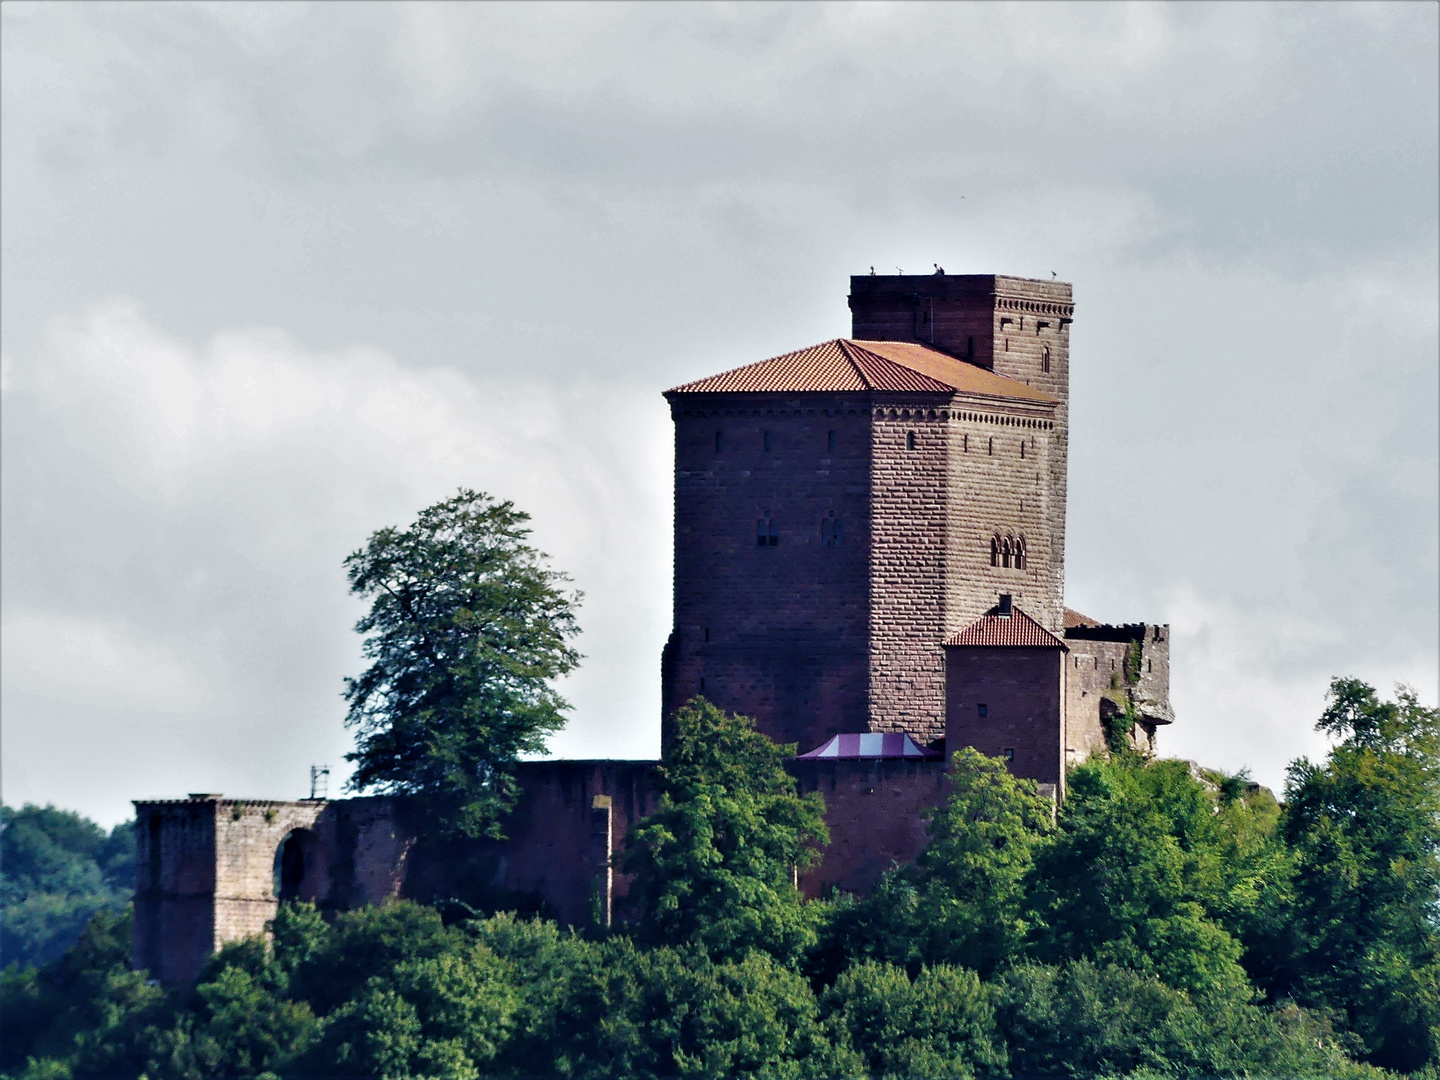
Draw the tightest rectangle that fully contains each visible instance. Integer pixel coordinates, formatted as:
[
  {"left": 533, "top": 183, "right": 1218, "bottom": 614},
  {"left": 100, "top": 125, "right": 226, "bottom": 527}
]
[
  {"left": 1063, "top": 607, "right": 1101, "bottom": 629},
  {"left": 945, "top": 607, "right": 1067, "bottom": 648},
  {"left": 667, "top": 339, "right": 1057, "bottom": 403}
]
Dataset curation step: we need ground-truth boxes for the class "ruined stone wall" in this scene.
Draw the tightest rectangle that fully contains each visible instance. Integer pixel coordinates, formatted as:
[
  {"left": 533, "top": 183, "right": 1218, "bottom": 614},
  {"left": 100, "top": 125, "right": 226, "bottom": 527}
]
[
  {"left": 667, "top": 394, "right": 877, "bottom": 753},
  {"left": 134, "top": 796, "right": 408, "bottom": 984},
  {"left": 1063, "top": 623, "right": 1172, "bottom": 759},
  {"left": 135, "top": 758, "right": 967, "bottom": 982},
  {"left": 944, "top": 646, "right": 1066, "bottom": 793},
  {"left": 134, "top": 800, "right": 218, "bottom": 986}
]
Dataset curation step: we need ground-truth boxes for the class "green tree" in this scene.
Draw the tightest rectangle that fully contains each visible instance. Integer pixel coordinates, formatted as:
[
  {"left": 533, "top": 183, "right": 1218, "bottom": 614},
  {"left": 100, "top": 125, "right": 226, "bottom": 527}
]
[
  {"left": 343, "top": 489, "right": 582, "bottom": 839},
  {"left": 1278, "top": 678, "right": 1440, "bottom": 1071},
  {"left": 623, "top": 699, "right": 828, "bottom": 966},
  {"left": 1, "top": 804, "right": 134, "bottom": 967},
  {"left": 294, "top": 941, "right": 519, "bottom": 1080},
  {"left": 913, "top": 748, "right": 1053, "bottom": 975},
  {"left": 523, "top": 938, "right": 848, "bottom": 1080},
  {"left": 810, "top": 749, "right": 1052, "bottom": 980},
  {"left": 1025, "top": 756, "right": 1255, "bottom": 999},
  {"left": 995, "top": 959, "right": 1384, "bottom": 1080},
  {"left": 821, "top": 960, "right": 1006, "bottom": 1079}
]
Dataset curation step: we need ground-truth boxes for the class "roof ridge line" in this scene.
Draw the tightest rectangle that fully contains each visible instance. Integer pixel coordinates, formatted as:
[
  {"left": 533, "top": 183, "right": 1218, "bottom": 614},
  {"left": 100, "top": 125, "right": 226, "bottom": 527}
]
[
  {"left": 844, "top": 339, "right": 956, "bottom": 392},
  {"left": 834, "top": 338, "right": 876, "bottom": 390}
]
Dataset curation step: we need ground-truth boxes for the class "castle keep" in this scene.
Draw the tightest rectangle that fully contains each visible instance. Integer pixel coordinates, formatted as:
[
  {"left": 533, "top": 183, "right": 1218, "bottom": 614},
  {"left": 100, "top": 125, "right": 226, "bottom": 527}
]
[{"left": 135, "top": 272, "right": 1173, "bottom": 983}]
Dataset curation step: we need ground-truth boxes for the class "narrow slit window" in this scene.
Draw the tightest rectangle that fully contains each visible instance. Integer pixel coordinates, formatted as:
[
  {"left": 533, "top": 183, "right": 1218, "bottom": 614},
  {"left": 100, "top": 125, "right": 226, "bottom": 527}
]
[
  {"left": 714, "top": 431, "right": 723, "bottom": 453},
  {"left": 763, "top": 431, "right": 773, "bottom": 452},
  {"left": 756, "top": 519, "right": 768, "bottom": 547},
  {"left": 827, "top": 430, "right": 836, "bottom": 452},
  {"left": 988, "top": 437, "right": 994, "bottom": 455},
  {"left": 1020, "top": 441, "right": 1026, "bottom": 459},
  {"left": 704, "top": 627, "right": 710, "bottom": 642},
  {"left": 963, "top": 433, "right": 969, "bottom": 452},
  {"left": 768, "top": 518, "right": 779, "bottom": 546}
]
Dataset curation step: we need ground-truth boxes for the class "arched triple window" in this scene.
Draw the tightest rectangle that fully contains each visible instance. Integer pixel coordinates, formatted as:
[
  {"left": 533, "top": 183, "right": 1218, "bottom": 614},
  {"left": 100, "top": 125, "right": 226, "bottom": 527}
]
[{"left": 989, "top": 533, "right": 1028, "bottom": 570}]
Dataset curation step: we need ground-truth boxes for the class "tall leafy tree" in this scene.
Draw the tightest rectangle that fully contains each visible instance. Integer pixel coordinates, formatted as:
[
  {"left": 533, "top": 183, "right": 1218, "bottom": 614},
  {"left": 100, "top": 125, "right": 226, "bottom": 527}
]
[
  {"left": 343, "top": 489, "right": 582, "bottom": 838},
  {"left": 811, "top": 748, "right": 1053, "bottom": 979},
  {"left": 623, "top": 698, "right": 828, "bottom": 965},
  {"left": 1, "top": 803, "right": 135, "bottom": 967},
  {"left": 1025, "top": 756, "right": 1255, "bottom": 999},
  {"left": 1278, "top": 678, "right": 1440, "bottom": 1071}
]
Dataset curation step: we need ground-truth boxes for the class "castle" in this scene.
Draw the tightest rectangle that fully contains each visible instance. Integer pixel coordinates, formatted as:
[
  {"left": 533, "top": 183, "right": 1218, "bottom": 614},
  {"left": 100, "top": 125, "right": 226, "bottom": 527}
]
[{"left": 133, "top": 272, "right": 1173, "bottom": 984}]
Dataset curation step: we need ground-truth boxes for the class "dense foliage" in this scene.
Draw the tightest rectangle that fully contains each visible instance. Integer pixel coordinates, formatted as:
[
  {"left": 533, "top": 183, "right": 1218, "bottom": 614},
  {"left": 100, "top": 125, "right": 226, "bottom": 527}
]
[
  {"left": 623, "top": 698, "right": 829, "bottom": 965},
  {"left": 3, "top": 682, "right": 1435, "bottom": 1079},
  {"left": 342, "top": 489, "right": 582, "bottom": 839},
  {"left": 0, "top": 805, "right": 134, "bottom": 968}
]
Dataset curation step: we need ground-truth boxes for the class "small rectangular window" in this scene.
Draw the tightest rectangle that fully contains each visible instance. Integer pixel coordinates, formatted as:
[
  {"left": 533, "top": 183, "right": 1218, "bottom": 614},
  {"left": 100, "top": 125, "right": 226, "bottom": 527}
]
[
  {"left": 763, "top": 431, "right": 772, "bottom": 452},
  {"left": 714, "top": 431, "right": 723, "bottom": 453},
  {"left": 757, "top": 519, "right": 767, "bottom": 547},
  {"left": 700, "top": 676, "right": 705, "bottom": 692},
  {"left": 827, "top": 430, "right": 836, "bottom": 452},
  {"left": 1003, "top": 748, "right": 1015, "bottom": 761},
  {"left": 906, "top": 431, "right": 917, "bottom": 450},
  {"left": 768, "top": 519, "right": 779, "bottom": 546},
  {"left": 704, "top": 627, "right": 710, "bottom": 642},
  {"left": 977, "top": 704, "right": 988, "bottom": 718}
]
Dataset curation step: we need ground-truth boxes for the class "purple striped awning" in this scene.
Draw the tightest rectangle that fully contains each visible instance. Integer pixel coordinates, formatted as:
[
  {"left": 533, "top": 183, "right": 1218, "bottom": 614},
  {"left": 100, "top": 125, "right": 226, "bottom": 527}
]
[{"left": 796, "top": 733, "right": 940, "bottom": 760}]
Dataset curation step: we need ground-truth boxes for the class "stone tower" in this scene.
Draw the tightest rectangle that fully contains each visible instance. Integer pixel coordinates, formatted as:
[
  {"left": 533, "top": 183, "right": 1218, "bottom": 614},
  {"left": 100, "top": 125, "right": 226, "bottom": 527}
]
[{"left": 661, "top": 273, "right": 1075, "bottom": 754}]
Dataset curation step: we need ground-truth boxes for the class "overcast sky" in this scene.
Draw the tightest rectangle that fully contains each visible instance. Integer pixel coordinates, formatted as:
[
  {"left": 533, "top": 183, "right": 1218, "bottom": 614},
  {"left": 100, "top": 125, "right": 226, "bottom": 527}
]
[{"left": 3, "top": 1, "right": 1436, "bottom": 827}]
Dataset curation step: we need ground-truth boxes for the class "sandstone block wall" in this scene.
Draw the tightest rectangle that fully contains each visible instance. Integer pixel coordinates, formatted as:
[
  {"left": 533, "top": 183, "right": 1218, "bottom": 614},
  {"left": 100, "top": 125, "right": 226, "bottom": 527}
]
[
  {"left": 789, "top": 758, "right": 949, "bottom": 897},
  {"left": 944, "top": 646, "right": 1066, "bottom": 792},
  {"left": 866, "top": 401, "right": 952, "bottom": 740},
  {"left": 668, "top": 395, "right": 878, "bottom": 753},
  {"left": 850, "top": 274, "right": 1072, "bottom": 634}
]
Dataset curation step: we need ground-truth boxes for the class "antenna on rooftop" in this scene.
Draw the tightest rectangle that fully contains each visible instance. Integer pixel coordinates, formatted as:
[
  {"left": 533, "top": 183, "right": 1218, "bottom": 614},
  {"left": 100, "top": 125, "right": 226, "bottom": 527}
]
[{"left": 308, "top": 765, "right": 330, "bottom": 801}]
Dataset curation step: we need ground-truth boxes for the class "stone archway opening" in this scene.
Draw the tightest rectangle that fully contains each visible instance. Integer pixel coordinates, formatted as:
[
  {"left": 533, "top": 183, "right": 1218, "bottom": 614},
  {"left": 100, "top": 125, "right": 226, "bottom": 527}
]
[{"left": 272, "top": 828, "right": 327, "bottom": 903}]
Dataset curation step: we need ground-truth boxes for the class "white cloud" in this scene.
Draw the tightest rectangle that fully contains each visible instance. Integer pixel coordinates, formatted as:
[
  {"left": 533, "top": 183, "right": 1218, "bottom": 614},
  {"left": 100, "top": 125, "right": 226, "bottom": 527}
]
[{"left": 2, "top": 301, "right": 672, "bottom": 824}]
